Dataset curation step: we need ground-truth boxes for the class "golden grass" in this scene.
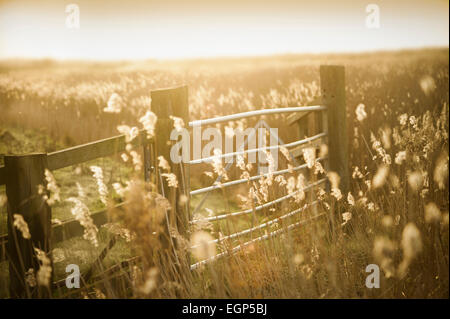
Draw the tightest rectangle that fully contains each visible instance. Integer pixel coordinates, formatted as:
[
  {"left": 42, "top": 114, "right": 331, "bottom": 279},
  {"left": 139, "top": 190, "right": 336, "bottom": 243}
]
[{"left": 0, "top": 48, "right": 448, "bottom": 298}]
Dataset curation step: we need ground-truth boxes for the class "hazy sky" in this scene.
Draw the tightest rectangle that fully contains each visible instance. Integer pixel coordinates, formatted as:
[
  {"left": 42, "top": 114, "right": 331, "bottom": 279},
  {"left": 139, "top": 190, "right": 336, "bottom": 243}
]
[{"left": 0, "top": 0, "right": 448, "bottom": 60}]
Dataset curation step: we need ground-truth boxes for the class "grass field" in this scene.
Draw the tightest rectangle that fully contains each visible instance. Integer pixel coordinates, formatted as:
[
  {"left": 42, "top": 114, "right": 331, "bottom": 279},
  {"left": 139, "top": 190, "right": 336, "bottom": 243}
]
[{"left": 0, "top": 48, "right": 448, "bottom": 298}]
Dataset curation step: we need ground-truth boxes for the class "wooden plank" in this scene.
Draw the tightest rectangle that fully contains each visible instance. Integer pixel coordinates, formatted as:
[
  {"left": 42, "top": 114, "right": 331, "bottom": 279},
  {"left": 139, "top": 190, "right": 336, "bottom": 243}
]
[
  {"left": 143, "top": 142, "right": 152, "bottom": 182},
  {"left": 287, "top": 97, "right": 322, "bottom": 126},
  {"left": 320, "top": 65, "right": 349, "bottom": 193},
  {"left": 5, "top": 153, "right": 52, "bottom": 298},
  {"left": 0, "top": 166, "right": 6, "bottom": 185},
  {"left": 53, "top": 256, "right": 141, "bottom": 291},
  {"left": 321, "top": 102, "right": 330, "bottom": 191},
  {"left": 47, "top": 130, "right": 151, "bottom": 171},
  {"left": 51, "top": 208, "right": 110, "bottom": 243},
  {"left": 151, "top": 85, "right": 191, "bottom": 279},
  {"left": 287, "top": 111, "right": 311, "bottom": 126},
  {"left": 0, "top": 232, "right": 6, "bottom": 261},
  {"left": 0, "top": 205, "right": 122, "bottom": 262},
  {"left": 290, "top": 137, "right": 324, "bottom": 159},
  {"left": 307, "top": 106, "right": 319, "bottom": 217},
  {"left": 152, "top": 85, "right": 190, "bottom": 237}
]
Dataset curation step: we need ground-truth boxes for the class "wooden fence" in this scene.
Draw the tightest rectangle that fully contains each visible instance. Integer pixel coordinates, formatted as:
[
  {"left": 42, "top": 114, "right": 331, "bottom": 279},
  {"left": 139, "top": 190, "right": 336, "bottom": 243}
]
[{"left": 0, "top": 65, "right": 348, "bottom": 297}]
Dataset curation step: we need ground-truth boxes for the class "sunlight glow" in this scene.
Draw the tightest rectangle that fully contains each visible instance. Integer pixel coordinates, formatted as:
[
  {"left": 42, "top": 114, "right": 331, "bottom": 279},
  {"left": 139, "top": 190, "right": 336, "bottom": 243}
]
[{"left": 0, "top": 0, "right": 448, "bottom": 60}]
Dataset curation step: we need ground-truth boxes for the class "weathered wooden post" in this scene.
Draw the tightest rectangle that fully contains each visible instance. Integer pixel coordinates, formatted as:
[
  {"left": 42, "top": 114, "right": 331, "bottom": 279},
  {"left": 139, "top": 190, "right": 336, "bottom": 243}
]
[
  {"left": 320, "top": 65, "right": 349, "bottom": 194},
  {"left": 319, "top": 65, "right": 349, "bottom": 240},
  {"left": 4, "top": 154, "right": 52, "bottom": 298},
  {"left": 151, "top": 86, "right": 190, "bottom": 277},
  {"left": 142, "top": 132, "right": 152, "bottom": 183}
]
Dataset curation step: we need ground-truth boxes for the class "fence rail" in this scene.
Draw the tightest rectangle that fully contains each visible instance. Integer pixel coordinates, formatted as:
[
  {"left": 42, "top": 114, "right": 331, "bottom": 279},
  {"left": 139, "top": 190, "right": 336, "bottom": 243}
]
[
  {"left": 47, "top": 130, "right": 151, "bottom": 170},
  {"left": 0, "top": 204, "right": 124, "bottom": 262},
  {"left": 190, "top": 211, "right": 326, "bottom": 270},
  {"left": 188, "top": 105, "right": 326, "bottom": 127},
  {"left": 0, "top": 130, "right": 152, "bottom": 185},
  {"left": 190, "top": 200, "right": 320, "bottom": 250},
  {"left": 191, "top": 178, "right": 327, "bottom": 223},
  {"left": 0, "top": 65, "right": 349, "bottom": 297},
  {"left": 190, "top": 157, "right": 326, "bottom": 196},
  {"left": 189, "top": 132, "right": 327, "bottom": 165}
]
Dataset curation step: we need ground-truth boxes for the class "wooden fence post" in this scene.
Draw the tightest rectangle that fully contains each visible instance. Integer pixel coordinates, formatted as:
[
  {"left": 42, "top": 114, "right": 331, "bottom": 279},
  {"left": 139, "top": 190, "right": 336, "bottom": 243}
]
[
  {"left": 143, "top": 137, "right": 152, "bottom": 183},
  {"left": 4, "top": 153, "right": 52, "bottom": 298},
  {"left": 151, "top": 86, "right": 190, "bottom": 273},
  {"left": 320, "top": 65, "right": 349, "bottom": 194}
]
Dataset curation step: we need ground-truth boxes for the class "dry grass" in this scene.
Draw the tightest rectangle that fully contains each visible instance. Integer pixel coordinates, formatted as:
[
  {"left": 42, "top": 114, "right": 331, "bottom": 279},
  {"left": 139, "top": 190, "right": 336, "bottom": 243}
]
[{"left": 0, "top": 48, "right": 448, "bottom": 298}]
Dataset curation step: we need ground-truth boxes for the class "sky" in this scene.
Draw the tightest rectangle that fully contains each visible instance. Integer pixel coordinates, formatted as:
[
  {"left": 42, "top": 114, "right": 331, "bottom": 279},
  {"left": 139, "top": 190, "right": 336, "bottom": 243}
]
[{"left": 0, "top": 0, "right": 448, "bottom": 60}]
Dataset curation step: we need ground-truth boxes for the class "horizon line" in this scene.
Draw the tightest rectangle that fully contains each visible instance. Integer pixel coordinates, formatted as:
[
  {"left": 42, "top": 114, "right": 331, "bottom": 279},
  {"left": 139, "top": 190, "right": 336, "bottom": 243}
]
[{"left": 0, "top": 45, "right": 448, "bottom": 64}]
